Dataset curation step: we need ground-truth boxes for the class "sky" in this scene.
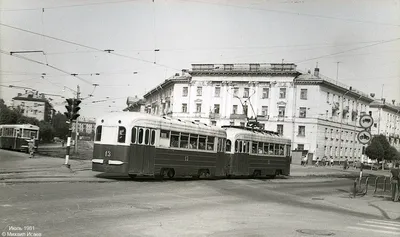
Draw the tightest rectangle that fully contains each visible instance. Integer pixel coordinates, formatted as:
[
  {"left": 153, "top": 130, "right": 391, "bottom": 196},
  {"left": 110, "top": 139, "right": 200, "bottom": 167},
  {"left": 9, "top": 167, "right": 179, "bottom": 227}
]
[{"left": 0, "top": 0, "right": 399, "bottom": 118}]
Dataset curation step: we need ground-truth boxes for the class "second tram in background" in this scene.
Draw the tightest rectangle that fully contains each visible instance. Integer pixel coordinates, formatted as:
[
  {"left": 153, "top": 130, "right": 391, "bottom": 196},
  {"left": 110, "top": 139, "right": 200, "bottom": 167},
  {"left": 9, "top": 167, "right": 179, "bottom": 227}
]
[
  {"left": 0, "top": 124, "right": 40, "bottom": 152},
  {"left": 92, "top": 112, "right": 292, "bottom": 179}
]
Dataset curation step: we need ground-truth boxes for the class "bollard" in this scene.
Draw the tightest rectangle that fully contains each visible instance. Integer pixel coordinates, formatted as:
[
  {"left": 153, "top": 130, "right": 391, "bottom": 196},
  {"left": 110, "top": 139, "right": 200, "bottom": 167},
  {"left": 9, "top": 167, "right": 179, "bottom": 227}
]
[
  {"left": 374, "top": 177, "right": 379, "bottom": 194},
  {"left": 383, "top": 177, "right": 387, "bottom": 192},
  {"left": 365, "top": 177, "right": 369, "bottom": 194},
  {"left": 353, "top": 178, "right": 358, "bottom": 198}
]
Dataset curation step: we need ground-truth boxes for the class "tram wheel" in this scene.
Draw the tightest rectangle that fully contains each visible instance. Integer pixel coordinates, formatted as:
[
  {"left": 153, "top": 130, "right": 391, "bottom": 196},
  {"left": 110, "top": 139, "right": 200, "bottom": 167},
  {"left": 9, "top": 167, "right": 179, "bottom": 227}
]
[
  {"left": 252, "top": 170, "right": 261, "bottom": 178},
  {"left": 128, "top": 174, "right": 137, "bottom": 179},
  {"left": 167, "top": 169, "right": 175, "bottom": 179}
]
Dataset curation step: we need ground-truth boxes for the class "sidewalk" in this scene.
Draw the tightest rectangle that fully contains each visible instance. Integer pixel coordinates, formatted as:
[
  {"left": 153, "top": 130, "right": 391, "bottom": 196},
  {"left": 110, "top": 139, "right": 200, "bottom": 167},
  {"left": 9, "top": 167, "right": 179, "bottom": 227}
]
[{"left": 290, "top": 164, "right": 391, "bottom": 178}]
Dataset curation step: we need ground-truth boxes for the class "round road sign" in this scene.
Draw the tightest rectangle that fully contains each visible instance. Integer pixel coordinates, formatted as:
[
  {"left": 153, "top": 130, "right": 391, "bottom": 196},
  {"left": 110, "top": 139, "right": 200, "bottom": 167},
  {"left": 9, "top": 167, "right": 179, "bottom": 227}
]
[
  {"left": 357, "top": 130, "right": 372, "bottom": 144},
  {"left": 359, "top": 115, "right": 374, "bottom": 128}
]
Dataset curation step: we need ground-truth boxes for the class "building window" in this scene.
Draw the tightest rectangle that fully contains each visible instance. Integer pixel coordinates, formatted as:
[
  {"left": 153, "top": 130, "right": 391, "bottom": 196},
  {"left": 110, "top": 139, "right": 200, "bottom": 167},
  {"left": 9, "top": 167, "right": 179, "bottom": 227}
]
[
  {"left": 240, "top": 122, "right": 245, "bottom": 127},
  {"left": 33, "top": 110, "right": 37, "bottom": 115},
  {"left": 232, "top": 105, "right": 238, "bottom": 114},
  {"left": 230, "top": 121, "right": 234, "bottom": 126},
  {"left": 34, "top": 103, "right": 38, "bottom": 107},
  {"left": 277, "top": 124, "right": 283, "bottom": 135},
  {"left": 249, "top": 64, "right": 260, "bottom": 71},
  {"left": 196, "top": 103, "right": 202, "bottom": 113},
  {"left": 262, "top": 88, "right": 269, "bottom": 99},
  {"left": 279, "top": 88, "right": 286, "bottom": 99},
  {"left": 261, "top": 106, "right": 268, "bottom": 116},
  {"left": 299, "top": 107, "right": 307, "bottom": 118},
  {"left": 211, "top": 121, "right": 217, "bottom": 126},
  {"left": 214, "top": 104, "right": 220, "bottom": 114},
  {"left": 197, "top": 87, "right": 202, "bottom": 96},
  {"left": 300, "top": 89, "right": 308, "bottom": 100},
  {"left": 214, "top": 87, "right": 221, "bottom": 97},
  {"left": 327, "top": 92, "right": 330, "bottom": 103},
  {"left": 182, "top": 103, "right": 187, "bottom": 113},
  {"left": 297, "top": 144, "right": 304, "bottom": 150},
  {"left": 224, "top": 64, "right": 234, "bottom": 71},
  {"left": 298, "top": 126, "right": 306, "bottom": 136},
  {"left": 243, "top": 88, "right": 249, "bottom": 98},
  {"left": 278, "top": 106, "right": 285, "bottom": 117},
  {"left": 233, "top": 87, "right": 239, "bottom": 96},
  {"left": 183, "top": 87, "right": 188, "bottom": 97}
]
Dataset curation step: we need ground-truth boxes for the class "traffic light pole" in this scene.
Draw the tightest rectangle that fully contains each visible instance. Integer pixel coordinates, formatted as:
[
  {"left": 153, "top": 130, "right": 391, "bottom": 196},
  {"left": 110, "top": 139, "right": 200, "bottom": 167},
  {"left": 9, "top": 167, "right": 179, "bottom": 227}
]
[
  {"left": 74, "top": 85, "right": 80, "bottom": 153},
  {"left": 64, "top": 125, "right": 72, "bottom": 168}
]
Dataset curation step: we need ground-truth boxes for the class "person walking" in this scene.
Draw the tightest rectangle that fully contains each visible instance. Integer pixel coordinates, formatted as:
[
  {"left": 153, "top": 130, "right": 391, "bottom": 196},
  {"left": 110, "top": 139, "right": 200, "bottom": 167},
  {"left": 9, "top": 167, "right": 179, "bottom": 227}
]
[
  {"left": 330, "top": 157, "right": 334, "bottom": 167},
  {"left": 27, "top": 136, "right": 36, "bottom": 158},
  {"left": 390, "top": 163, "right": 399, "bottom": 202}
]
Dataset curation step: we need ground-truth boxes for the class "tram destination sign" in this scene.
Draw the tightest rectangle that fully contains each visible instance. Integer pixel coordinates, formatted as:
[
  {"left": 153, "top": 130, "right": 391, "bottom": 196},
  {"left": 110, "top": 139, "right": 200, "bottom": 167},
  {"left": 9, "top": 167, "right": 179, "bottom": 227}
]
[
  {"left": 357, "top": 130, "right": 372, "bottom": 144},
  {"left": 359, "top": 114, "right": 374, "bottom": 128}
]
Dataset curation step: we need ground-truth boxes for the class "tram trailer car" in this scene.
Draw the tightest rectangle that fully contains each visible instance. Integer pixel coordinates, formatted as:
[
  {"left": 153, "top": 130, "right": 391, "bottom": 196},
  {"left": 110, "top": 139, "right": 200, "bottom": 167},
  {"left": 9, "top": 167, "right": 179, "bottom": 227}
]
[
  {"left": 0, "top": 124, "right": 40, "bottom": 152},
  {"left": 92, "top": 112, "right": 227, "bottom": 179},
  {"left": 223, "top": 126, "right": 291, "bottom": 178}
]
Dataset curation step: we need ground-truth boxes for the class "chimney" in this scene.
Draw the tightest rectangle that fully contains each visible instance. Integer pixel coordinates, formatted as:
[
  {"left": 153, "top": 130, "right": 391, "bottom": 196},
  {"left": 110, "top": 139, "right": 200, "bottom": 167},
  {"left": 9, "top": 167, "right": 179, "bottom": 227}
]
[
  {"left": 17, "top": 93, "right": 22, "bottom": 96},
  {"left": 314, "top": 67, "right": 319, "bottom": 77},
  {"left": 382, "top": 98, "right": 386, "bottom": 104},
  {"left": 182, "top": 69, "right": 188, "bottom": 75},
  {"left": 174, "top": 73, "right": 180, "bottom": 77},
  {"left": 392, "top": 99, "right": 395, "bottom": 105}
]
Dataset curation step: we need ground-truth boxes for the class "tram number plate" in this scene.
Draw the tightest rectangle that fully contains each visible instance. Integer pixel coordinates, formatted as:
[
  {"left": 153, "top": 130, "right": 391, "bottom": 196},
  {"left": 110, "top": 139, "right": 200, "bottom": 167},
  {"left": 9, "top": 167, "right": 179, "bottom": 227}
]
[
  {"left": 184, "top": 156, "right": 189, "bottom": 161},
  {"left": 105, "top": 151, "right": 112, "bottom": 157}
]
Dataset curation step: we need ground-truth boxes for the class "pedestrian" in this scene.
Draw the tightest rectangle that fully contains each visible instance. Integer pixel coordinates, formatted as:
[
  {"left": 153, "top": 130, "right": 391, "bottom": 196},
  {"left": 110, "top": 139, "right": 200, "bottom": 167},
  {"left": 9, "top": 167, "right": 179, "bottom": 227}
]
[
  {"left": 61, "top": 140, "right": 65, "bottom": 147},
  {"left": 302, "top": 156, "right": 308, "bottom": 166},
  {"left": 330, "top": 157, "right": 334, "bottom": 167},
  {"left": 315, "top": 157, "right": 319, "bottom": 167},
  {"left": 343, "top": 158, "right": 349, "bottom": 170},
  {"left": 390, "top": 163, "right": 399, "bottom": 202},
  {"left": 27, "top": 136, "right": 35, "bottom": 158}
]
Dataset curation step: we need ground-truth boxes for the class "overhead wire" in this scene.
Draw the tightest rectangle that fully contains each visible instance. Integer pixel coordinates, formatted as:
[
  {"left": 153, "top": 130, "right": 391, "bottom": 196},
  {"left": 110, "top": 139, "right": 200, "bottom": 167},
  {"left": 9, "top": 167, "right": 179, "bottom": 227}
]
[
  {"left": 0, "top": 23, "right": 180, "bottom": 71},
  {"left": 0, "top": 49, "right": 93, "bottom": 85}
]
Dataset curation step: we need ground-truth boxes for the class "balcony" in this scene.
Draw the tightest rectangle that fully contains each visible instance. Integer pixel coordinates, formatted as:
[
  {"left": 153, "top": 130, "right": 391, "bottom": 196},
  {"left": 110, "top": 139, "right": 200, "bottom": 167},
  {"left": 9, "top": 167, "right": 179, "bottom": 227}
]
[
  {"left": 209, "top": 113, "right": 220, "bottom": 119},
  {"left": 230, "top": 114, "right": 246, "bottom": 119},
  {"left": 257, "top": 115, "right": 269, "bottom": 121}
]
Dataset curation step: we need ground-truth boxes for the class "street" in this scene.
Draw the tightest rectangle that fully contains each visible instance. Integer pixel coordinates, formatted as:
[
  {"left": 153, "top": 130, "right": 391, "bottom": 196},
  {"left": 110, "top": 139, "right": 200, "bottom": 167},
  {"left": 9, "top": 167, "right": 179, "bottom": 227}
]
[{"left": 1, "top": 151, "right": 399, "bottom": 236}]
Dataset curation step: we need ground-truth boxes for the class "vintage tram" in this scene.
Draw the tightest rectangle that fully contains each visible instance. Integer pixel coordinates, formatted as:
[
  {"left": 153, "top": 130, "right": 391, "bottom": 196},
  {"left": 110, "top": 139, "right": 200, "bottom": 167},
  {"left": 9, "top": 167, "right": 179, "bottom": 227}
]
[{"left": 0, "top": 124, "right": 40, "bottom": 152}]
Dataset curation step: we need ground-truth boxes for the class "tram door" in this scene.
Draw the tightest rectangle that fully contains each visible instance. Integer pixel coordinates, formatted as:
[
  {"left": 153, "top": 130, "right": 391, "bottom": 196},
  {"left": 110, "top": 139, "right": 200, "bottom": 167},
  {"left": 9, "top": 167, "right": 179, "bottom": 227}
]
[{"left": 129, "top": 128, "right": 156, "bottom": 175}]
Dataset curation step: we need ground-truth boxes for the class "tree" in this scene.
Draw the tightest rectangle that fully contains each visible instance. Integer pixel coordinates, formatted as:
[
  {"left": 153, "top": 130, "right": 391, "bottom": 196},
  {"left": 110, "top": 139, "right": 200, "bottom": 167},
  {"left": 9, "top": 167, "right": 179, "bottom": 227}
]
[
  {"left": 387, "top": 146, "right": 400, "bottom": 161},
  {"left": 365, "top": 138, "right": 384, "bottom": 161},
  {"left": 52, "top": 112, "right": 69, "bottom": 140},
  {"left": 38, "top": 121, "right": 55, "bottom": 143},
  {"left": 373, "top": 135, "right": 391, "bottom": 160}
]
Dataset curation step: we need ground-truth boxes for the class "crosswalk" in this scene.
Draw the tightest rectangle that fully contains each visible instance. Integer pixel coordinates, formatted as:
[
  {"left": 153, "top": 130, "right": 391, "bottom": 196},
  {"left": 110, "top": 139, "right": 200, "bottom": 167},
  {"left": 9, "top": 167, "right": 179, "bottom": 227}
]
[{"left": 347, "top": 219, "right": 400, "bottom": 235}]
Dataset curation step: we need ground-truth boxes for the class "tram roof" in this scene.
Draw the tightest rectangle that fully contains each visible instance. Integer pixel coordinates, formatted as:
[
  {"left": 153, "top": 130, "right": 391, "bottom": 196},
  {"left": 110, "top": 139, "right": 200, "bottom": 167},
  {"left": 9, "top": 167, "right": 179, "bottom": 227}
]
[
  {"left": 96, "top": 112, "right": 227, "bottom": 137},
  {"left": 0, "top": 124, "right": 39, "bottom": 129},
  {"left": 223, "top": 126, "right": 291, "bottom": 144}
]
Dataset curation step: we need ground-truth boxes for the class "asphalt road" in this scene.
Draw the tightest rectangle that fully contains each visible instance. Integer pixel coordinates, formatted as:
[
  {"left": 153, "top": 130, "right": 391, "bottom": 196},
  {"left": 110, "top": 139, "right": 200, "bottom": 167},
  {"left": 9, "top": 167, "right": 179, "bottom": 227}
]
[{"left": 1, "top": 175, "right": 399, "bottom": 237}]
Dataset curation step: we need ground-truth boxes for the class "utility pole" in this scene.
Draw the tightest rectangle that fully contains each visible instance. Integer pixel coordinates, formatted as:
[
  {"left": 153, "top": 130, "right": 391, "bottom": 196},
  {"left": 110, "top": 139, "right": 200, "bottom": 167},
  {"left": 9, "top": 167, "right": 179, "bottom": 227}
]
[{"left": 74, "top": 85, "right": 80, "bottom": 153}]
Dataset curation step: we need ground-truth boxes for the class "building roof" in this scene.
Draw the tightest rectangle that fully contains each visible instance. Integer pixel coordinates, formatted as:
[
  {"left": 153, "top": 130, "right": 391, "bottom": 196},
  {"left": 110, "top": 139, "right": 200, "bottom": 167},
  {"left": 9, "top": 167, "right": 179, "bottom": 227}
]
[
  {"left": 12, "top": 92, "right": 52, "bottom": 106},
  {"left": 294, "top": 70, "right": 374, "bottom": 103},
  {"left": 369, "top": 100, "right": 400, "bottom": 113},
  {"left": 190, "top": 63, "right": 300, "bottom": 76},
  {"left": 143, "top": 73, "right": 190, "bottom": 98}
]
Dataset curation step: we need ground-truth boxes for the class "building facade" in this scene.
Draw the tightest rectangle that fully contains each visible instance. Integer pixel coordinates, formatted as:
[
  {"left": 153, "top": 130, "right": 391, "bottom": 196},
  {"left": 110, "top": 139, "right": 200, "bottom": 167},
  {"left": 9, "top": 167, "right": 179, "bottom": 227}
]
[
  {"left": 72, "top": 117, "right": 96, "bottom": 140},
  {"left": 369, "top": 99, "right": 400, "bottom": 152},
  {"left": 12, "top": 91, "right": 54, "bottom": 122},
  {"left": 143, "top": 63, "right": 375, "bottom": 163}
]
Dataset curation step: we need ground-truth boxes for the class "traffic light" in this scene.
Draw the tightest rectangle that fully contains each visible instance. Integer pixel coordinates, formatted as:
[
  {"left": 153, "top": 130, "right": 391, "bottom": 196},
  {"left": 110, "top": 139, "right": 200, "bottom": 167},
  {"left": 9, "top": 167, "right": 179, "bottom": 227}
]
[
  {"left": 71, "top": 99, "right": 81, "bottom": 120},
  {"left": 64, "top": 98, "right": 81, "bottom": 122}
]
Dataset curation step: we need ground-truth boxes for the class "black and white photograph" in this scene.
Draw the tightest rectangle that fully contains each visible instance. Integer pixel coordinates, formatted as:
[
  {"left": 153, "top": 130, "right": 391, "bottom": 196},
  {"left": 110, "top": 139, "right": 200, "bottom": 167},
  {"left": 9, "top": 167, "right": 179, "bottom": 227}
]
[{"left": 0, "top": 0, "right": 400, "bottom": 236}]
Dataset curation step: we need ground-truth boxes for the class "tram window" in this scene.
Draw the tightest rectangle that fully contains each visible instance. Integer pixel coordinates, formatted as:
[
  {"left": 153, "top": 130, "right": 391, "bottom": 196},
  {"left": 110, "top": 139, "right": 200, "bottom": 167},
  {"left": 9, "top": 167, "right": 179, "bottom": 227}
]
[
  {"left": 279, "top": 144, "right": 284, "bottom": 155},
  {"left": 150, "top": 130, "right": 156, "bottom": 145},
  {"left": 144, "top": 129, "right": 150, "bottom": 145},
  {"left": 239, "top": 141, "right": 243, "bottom": 153},
  {"left": 189, "top": 134, "right": 198, "bottom": 149},
  {"left": 138, "top": 128, "right": 144, "bottom": 144},
  {"left": 170, "top": 132, "right": 180, "bottom": 148},
  {"left": 180, "top": 133, "right": 189, "bottom": 148},
  {"left": 264, "top": 143, "right": 269, "bottom": 154},
  {"left": 226, "top": 139, "right": 231, "bottom": 152},
  {"left": 275, "top": 144, "right": 280, "bottom": 155},
  {"left": 244, "top": 141, "right": 249, "bottom": 153},
  {"left": 251, "top": 142, "right": 258, "bottom": 154},
  {"left": 131, "top": 127, "right": 137, "bottom": 143},
  {"left": 207, "top": 136, "right": 215, "bottom": 151},
  {"left": 95, "top": 126, "right": 102, "bottom": 141},
  {"left": 269, "top": 143, "right": 274, "bottom": 155},
  {"left": 258, "top": 142, "right": 264, "bottom": 154},
  {"left": 160, "top": 130, "right": 169, "bottom": 139},
  {"left": 199, "top": 136, "right": 206, "bottom": 150},
  {"left": 118, "top": 126, "right": 126, "bottom": 143}
]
